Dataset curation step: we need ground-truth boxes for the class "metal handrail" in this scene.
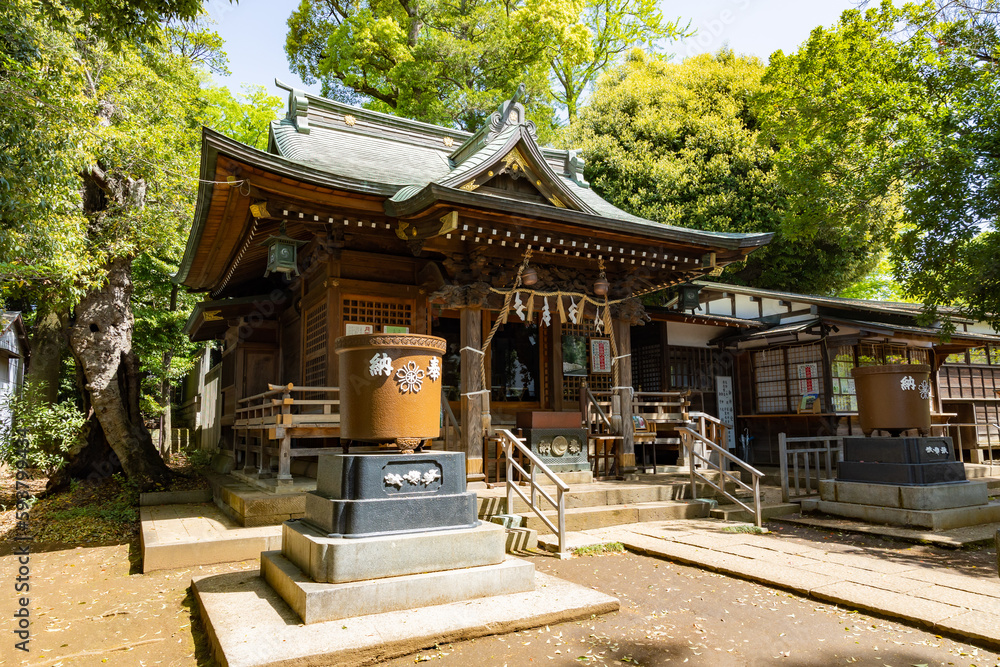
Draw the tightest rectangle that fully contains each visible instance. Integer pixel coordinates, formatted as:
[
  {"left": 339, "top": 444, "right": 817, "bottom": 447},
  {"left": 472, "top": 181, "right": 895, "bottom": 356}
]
[
  {"left": 496, "top": 428, "right": 570, "bottom": 558},
  {"left": 441, "top": 389, "right": 460, "bottom": 451},
  {"left": 679, "top": 426, "right": 764, "bottom": 528}
]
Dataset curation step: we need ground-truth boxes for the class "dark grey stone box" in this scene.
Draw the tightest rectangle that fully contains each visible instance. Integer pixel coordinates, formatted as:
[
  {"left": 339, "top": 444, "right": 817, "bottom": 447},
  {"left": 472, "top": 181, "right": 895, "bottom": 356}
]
[
  {"left": 304, "top": 452, "right": 478, "bottom": 538},
  {"left": 838, "top": 436, "right": 967, "bottom": 486}
]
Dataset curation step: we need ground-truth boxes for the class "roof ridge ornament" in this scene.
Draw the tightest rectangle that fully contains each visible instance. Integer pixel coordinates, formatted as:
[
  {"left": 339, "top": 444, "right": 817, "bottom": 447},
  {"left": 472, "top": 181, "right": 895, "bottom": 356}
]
[
  {"left": 288, "top": 89, "right": 310, "bottom": 134},
  {"left": 488, "top": 83, "right": 536, "bottom": 141}
]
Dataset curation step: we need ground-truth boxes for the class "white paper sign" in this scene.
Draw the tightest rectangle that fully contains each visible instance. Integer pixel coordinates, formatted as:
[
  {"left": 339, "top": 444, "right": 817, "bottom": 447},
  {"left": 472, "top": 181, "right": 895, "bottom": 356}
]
[{"left": 715, "top": 376, "right": 736, "bottom": 450}]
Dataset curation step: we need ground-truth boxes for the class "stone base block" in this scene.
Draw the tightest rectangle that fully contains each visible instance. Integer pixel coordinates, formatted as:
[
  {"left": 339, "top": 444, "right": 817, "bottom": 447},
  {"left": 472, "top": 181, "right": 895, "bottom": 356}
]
[
  {"left": 554, "top": 470, "right": 594, "bottom": 484},
  {"left": 304, "top": 489, "right": 479, "bottom": 537},
  {"left": 193, "top": 569, "right": 619, "bottom": 667},
  {"left": 262, "top": 550, "right": 535, "bottom": 624},
  {"left": 814, "top": 499, "right": 1000, "bottom": 531},
  {"left": 819, "top": 480, "right": 988, "bottom": 511},
  {"left": 282, "top": 520, "right": 505, "bottom": 583}
]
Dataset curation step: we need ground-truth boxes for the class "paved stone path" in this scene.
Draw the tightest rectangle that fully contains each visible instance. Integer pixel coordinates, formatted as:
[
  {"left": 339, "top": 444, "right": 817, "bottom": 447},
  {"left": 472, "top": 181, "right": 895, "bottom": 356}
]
[{"left": 540, "top": 519, "right": 1000, "bottom": 650}]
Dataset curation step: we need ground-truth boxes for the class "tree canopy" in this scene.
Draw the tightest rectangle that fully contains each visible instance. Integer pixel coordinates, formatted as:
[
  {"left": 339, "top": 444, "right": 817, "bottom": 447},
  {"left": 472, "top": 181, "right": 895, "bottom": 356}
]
[
  {"left": 284, "top": 0, "right": 688, "bottom": 132},
  {"left": 0, "top": 3, "right": 280, "bottom": 483},
  {"left": 574, "top": 49, "right": 880, "bottom": 294},
  {"left": 761, "top": 1, "right": 1000, "bottom": 326}
]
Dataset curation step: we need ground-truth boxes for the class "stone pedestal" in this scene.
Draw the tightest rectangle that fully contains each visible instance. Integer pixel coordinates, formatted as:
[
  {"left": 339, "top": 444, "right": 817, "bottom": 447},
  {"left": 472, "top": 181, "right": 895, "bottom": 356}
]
[
  {"left": 305, "top": 451, "right": 479, "bottom": 537},
  {"left": 266, "top": 451, "right": 536, "bottom": 625},
  {"left": 837, "top": 436, "right": 967, "bottom": 486},
  {"left": 813, "top": 478, "right": 1000, "bottom": 530}
]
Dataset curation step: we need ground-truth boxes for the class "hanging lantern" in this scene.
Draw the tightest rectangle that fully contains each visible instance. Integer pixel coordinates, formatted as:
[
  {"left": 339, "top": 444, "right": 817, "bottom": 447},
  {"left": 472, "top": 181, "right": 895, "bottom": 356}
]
[
  {"left": 678, "top": 283, "right": 702, "bottom": 311},
  {"left": 521, "top": 265, "right": 538, "bottom": 286},
  {"left": 593, "top": 257, "right": 609, "bottom": 296},
  {"left": 261, "top": 222, "right": 307, "bottom": 277}
]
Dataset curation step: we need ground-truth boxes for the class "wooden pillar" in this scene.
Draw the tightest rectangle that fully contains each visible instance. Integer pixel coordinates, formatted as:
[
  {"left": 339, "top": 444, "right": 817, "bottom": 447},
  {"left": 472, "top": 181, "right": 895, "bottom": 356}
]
[
  {"left": 461, "top": 307, "right": 486, "bottom": 483},
  {"left": 659, "top": 320, "right": 670, "bottom": 392},
  {"left": 614, "top": 318, "right": 635, "bottom": 473}
]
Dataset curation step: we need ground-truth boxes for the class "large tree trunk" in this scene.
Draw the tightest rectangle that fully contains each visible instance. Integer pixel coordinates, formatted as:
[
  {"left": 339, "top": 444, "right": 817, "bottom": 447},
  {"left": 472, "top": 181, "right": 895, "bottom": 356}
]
[
  {"left": 65, "top": 256, "right": 171, "bottom": 486},
  {"left": 25, "top": 298, "right": 67, "bottom": 404}
]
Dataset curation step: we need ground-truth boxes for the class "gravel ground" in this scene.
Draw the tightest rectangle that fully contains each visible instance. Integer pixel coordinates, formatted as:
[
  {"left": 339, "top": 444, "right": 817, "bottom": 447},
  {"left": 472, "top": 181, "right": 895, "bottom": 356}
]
[{"left": 388, "top": 544, "right": 1000, "bottom": 667}]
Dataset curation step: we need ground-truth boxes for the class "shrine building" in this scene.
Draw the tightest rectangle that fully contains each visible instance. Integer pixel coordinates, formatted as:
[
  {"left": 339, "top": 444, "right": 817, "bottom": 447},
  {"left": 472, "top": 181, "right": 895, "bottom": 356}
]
[{"left": 175, "top": 84, "right": 772, "bottom": 483}]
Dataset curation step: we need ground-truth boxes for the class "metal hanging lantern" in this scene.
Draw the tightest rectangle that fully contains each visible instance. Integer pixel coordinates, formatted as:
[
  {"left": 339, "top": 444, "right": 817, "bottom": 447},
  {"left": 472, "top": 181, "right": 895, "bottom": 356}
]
[
  {"left": 521, "top": 265, "right": 538, "bottom": 286},
  {"left": 678, "top": 283, "right": 702, "bottom": 311},
  {"left": 593, "top": 257, "right": 609, "bottom": 296},
  {"left": 261, "top": 222, "right": 307, "bottom": 277}
]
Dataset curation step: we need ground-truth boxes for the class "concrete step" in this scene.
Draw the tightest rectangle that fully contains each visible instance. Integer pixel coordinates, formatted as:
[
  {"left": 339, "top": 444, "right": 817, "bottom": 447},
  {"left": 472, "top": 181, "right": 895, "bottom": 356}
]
[
  {"left": 140, "top": 503, "right": 281, "bottom": 573},
  {"left": 521, "top": 500, "right": 711, "bottom": 532},
  {"left": 709, "top": 502, "right": 800, "bottom": 523}
]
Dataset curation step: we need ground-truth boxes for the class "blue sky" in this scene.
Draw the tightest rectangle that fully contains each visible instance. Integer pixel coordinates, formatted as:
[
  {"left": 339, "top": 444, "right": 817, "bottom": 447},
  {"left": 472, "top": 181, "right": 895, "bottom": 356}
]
[{"left": 206, "top": 0, "right": 859, "bottom": 100}]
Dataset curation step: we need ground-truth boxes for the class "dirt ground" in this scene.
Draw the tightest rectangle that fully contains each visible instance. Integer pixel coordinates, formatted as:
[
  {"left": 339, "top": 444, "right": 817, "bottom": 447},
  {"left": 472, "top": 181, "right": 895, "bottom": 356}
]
[{"left": 2, "top": 519, "right": 998, "bottom": 667}]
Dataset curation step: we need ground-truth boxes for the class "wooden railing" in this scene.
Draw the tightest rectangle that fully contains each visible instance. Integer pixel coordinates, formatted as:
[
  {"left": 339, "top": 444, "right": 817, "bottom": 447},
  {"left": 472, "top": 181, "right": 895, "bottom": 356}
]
[
  {"left": 496, "top": 428, "right": 570, "bottom": 558},
  {"left": 631, "top": 391, "right": 691, "bottom": 471},
  {"left": 778, "top": 434, "right": 843, "bottom": 502},
  {"left": 234, "top": 384, "right": 340, "bottom": 482},
  {"left": 679, "top": 426, "right": 764, "bottom": 528},
  {"left": 930, "top": 422, "right": 999, "bottom": 471},
  {"left": 582, "top": 384, "right": 620, "bottom": 477}
]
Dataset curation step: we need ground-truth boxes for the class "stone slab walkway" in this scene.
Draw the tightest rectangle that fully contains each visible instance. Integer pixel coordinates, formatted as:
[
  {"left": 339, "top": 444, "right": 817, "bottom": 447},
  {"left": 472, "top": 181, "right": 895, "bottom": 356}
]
[
  {"left": 539, "top": 519, "right": 1000, "bottom": 650},
  {"left": 775, "top": 512, "right": 1000, "bottom": 547},
  {"left": 140, "top": 503, "right": 281, "bottom": 573}
]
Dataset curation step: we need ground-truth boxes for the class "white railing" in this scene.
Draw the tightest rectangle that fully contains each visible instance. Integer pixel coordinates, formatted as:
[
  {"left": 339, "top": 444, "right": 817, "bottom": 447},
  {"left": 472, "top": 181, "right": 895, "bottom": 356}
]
[
  {"left": 679, "top": 426, "right": 765, "bottom": 528},
  {"left": 496, "top": 428, "right": 570, "bottom": 558},
  {"left": 778, "top": 434, "right": 843, "bottom": 502}
]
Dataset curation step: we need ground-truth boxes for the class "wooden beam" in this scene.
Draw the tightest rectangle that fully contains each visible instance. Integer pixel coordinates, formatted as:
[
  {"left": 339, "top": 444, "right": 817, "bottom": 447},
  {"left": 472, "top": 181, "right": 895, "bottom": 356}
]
[
  {"left": 461, "top": 307, "right": 485, "bottom": 483},
  {"left": 614, "top": 318, "right": 635, "bottom": 473}
]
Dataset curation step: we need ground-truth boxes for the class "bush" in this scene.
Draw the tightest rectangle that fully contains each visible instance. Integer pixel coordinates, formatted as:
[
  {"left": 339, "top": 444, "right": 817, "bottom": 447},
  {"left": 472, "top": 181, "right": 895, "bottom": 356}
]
[{"left": 0, "top": 382, "right": 85, "bottom": 474}]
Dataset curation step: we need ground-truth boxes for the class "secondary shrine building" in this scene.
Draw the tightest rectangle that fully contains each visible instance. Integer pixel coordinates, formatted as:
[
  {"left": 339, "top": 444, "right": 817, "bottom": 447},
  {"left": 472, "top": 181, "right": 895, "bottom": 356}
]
[{"left": 175, "top": 85, "right": 771, "bottom": 483}]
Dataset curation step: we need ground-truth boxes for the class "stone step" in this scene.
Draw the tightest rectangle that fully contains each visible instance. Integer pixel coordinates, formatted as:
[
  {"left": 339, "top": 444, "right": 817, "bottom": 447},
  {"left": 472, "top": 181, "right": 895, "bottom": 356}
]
[
  {"left": 140, "top": 503, "right": 281, "bottom": 573},
  {"left": 520, "top": 500, "right": 711, "bottom": 532},
  {"left": 709, "top": 502, "right": 800, "bottom": 523}
]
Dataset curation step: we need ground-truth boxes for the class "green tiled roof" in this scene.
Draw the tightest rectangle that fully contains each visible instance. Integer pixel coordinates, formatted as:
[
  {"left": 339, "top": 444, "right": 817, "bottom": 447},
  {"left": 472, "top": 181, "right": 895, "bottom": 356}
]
[{"left": 268, "top": 84, "right": 772, "bottom": 248}]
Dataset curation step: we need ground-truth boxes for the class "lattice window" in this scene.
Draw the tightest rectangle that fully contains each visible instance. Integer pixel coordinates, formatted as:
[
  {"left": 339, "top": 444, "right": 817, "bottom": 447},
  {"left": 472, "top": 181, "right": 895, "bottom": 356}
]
[
  {"left": 667, "top": 346, "right": 719, "bottom": 392},
  {"left": 858, "top": 342, "right": 928, "bottom": 366},
  {"left": 303, "top": 300, "right": 328, "bottom": 387},
  {"left": 949, "top": 346, "right": 1000, "bottom": 366},
  {"left": 562, "top": 320, "right": 612, "bottom": 402},
  {"left": 342, "top": 297, "right": 413, "bottom": 330},
  {"left": 752, "top": 343, "right": 824, "bottom": 413},
  {"left": 632, "top": 343, "right": 661, "bottom": 392}
]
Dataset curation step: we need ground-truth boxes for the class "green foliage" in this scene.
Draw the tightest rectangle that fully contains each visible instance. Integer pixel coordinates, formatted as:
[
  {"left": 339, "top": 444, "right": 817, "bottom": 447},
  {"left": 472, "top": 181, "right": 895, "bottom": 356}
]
[
  {"left": 0, "top": 3, "right": 99, "bottom": 300},
  {"left": 45, "top": 0, "right": 208, "bottom": 48},
  {"left": 285, "top": 0, "right": 687, "bottom": 133},
  {"left": 184, "top": 446, "right": 214, "bottom": 468},
  {"left": 200, "top": 84, "right": 284, "bottom": 150},
  {"left": 575, "top": 49, "right": 876, "bottom": 294},
  {"left": 760, "top": 1, "right": 1000, "bottom": 325},
  {"left": 1, "top": 5, "right": 281, "bottom": 445},
  {"left": 0, "top": 382, "right": 85, "bottom": 474},
  {"left": 573, "top": 541, "right": 625, "bottom": 555},
  {"left": 549, "top": 0, "right": 692, "bottom": 121},
  {"left": 720, "top": 524, "right": 768, "bottom": 534},
  {"left": 285, "top": 0, "right": 563, "bottom": 132}
]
